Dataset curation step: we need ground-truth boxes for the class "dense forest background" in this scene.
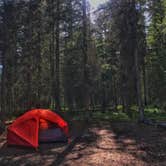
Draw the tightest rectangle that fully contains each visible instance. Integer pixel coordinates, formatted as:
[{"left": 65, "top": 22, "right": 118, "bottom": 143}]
[{"left": 0, "top": 0, "right": 165, "bottom": 120}]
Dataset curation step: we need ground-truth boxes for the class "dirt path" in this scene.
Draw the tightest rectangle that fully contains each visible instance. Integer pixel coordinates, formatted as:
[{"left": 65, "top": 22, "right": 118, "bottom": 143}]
[{"left": 0, "top": 122, "right": 166, "bottom": 166}]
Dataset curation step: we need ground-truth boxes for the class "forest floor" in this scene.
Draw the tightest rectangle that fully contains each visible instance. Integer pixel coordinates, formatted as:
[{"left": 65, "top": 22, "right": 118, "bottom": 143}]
[{"left": 0, "top": 120, "right": 166, "bottom": 166}]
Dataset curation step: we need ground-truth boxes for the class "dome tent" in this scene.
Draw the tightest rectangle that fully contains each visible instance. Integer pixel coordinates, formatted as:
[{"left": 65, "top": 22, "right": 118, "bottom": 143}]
[{"left": 7, "top": 109, "right": 69, "bottom": 148}]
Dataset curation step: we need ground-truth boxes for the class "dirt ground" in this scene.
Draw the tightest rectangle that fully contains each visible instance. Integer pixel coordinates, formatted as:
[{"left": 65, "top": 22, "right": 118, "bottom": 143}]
[{"left": 0, "top": 121, "right": 166, "bottom": 166}]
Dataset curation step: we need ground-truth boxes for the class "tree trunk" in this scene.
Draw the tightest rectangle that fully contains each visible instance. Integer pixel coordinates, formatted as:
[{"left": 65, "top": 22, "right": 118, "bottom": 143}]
[
  {"left": 55, "top": 0, "right": 61, "bottom": 111},
  {"left": 36, "top": 4, "right": 42, "bottom": 107},
  {"left": 82, "top": 0, "right": 90, "bottom": 110},
  {"left": 143, "top": 60, "right": 148, "bottom": 106},
  {"left": 132, "top": 0, "right": 144, "bottom": 121},
  {"left": 49, "top": 0, "right": 55, "bottom": 108},
  {"left": 134, "top": 48, "right": 145, "bottom": 121},
  {"left": 0, "top": 22, "right": 7, "bottom": 119}
]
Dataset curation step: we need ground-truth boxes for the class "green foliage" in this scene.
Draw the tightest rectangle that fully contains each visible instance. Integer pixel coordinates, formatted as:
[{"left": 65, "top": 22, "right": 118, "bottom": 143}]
[
  {"left": 0, "top": 0, "right": 166, "bottom": 119},
  {"left": 117, "top": 105, "right": 123, "bottom": 111},
  {"left": 146, "top": 0, "right": 166, "bottom": 107},
  {"left": 144, "top": 108, "right": 166, "bottom": 121},
  {"left": 94, "top": 111, "right": 131, "bottom": 121}
]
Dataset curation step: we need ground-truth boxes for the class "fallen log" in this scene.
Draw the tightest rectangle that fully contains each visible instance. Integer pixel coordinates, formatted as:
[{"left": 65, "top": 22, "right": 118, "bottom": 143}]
[
  {"left": 140, "top": 118, "right": 166, "bottom": 129},
  {"left": 157, "top": 122, "right": 166, "bottom": 129}
]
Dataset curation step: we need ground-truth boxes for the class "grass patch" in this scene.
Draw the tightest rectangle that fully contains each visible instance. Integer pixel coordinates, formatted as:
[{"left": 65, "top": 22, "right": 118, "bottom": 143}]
[
  {"left": 5, "top": 107, "right": 166, "bottom": 123},
  {"left": 68, "top": 107, "right": 166, "bottom": 122},
  {"left": 92, "top": 111, "right": 131, "bottom": 121},
  {"left": 144, "top": 108, "right": 166, "bottom": 121}
]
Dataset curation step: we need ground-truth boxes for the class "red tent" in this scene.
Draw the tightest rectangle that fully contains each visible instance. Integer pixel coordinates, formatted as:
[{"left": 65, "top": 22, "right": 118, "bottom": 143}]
[{"left": 7, "top": 109, "right": 69, "bottom": 148}]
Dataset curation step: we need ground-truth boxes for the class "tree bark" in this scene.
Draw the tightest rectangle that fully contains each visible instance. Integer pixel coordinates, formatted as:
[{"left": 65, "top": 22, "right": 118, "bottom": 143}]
[
  {"left": 82, "top": 0, "right": 90, "bottom": 110},
  {"left": 143, "top": 60, "right": 148, "bottom": 106},
  {"left": 132, "top": 0, "right": 144, "bottom": 121},
  {"left": 55, "top": 0, "right": 61, "bottom": 111}
]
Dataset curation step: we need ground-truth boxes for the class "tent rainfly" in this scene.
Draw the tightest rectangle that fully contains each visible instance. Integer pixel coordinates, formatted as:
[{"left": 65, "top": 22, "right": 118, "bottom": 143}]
[{"left": 7, "top": 109, "right": 69, "bottom": 148}]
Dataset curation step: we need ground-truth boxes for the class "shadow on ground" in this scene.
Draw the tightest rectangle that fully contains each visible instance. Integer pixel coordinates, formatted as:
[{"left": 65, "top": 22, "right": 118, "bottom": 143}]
[
  {"left": 0, "top": 120, "right": 96, "bottom": 166},
  {"left": 109, "top": 122, "right": 166, "bottom": 165},
  {"left": 0, "top": 120, "right": 166, "bottom": 166}
]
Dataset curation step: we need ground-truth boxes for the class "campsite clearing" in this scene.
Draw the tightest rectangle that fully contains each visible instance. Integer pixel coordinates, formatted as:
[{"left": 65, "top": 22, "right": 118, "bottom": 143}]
[{"left": 0, "top": 121, "right": 166, "bottom": 166}]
